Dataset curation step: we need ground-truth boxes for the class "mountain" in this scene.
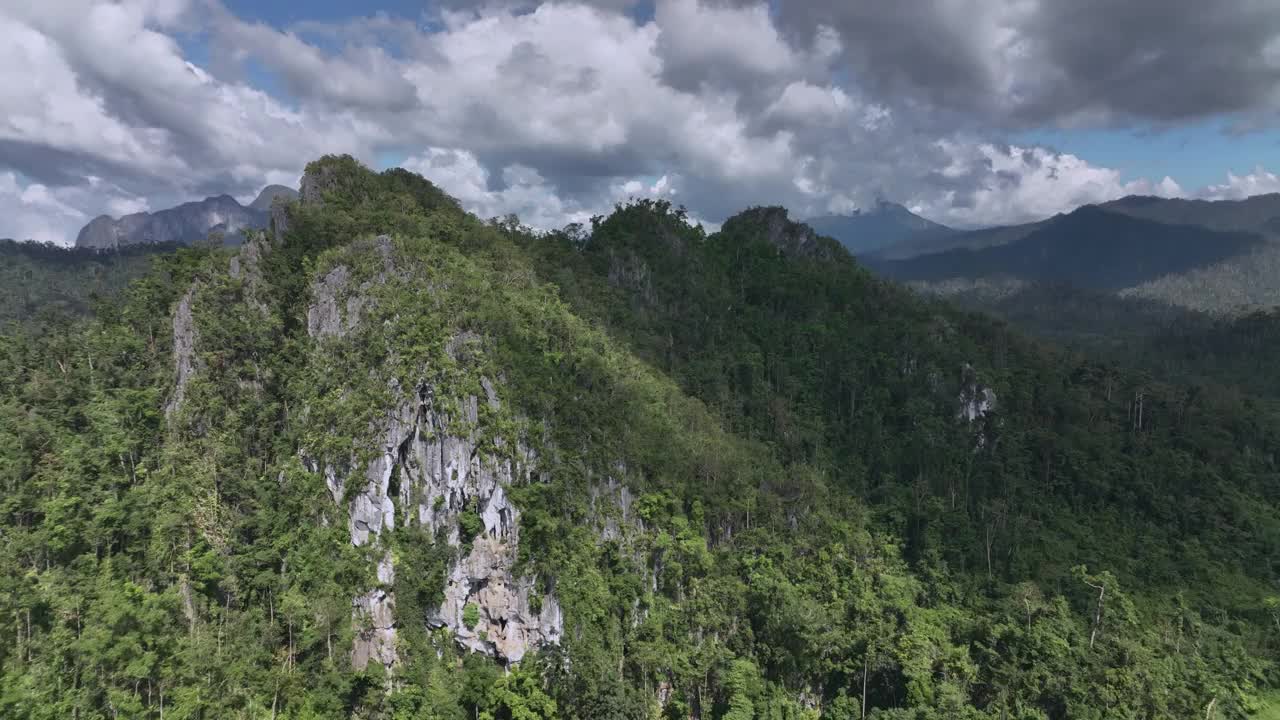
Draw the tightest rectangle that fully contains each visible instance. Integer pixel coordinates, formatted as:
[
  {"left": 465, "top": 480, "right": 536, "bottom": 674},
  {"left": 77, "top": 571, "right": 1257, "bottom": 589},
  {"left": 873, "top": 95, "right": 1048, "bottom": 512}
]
[
  {"left": 869, "top": 205, "right": 1267, "bottom": 291},
  {"left": 1102, "top": 192, "right": 1280, "bottom": 233},
  {"left": 871, "top": 217, "right": 1050, "bottom": 260},
  {"left": 872, "top": 193, "right": 1280, "bottom": 317},
  {"left": 249, "top": 184, "right": 300, "bottom": 211},
  {"left": 805, "top": 200, "right": 954, "bottom": 255},
  {"left": 74, "top": 185, "right": 298, "bottom": 250},
  {"left": 0, "top": 156, "right": 1276, "bottom": 718},
  {"left": 877, "top": 194, "right": 1280, "bottom": 263}
]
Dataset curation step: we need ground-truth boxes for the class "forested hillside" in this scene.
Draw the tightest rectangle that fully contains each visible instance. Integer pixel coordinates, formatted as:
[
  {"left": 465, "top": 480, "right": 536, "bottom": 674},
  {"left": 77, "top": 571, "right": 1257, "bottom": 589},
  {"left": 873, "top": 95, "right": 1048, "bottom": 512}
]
[
  {"left": 868, "top": 206, "right": 1267, "bottom": 291},
  {"left": 0, "top": 239, "right": 173, "bottom": 326},
  {"left": 0, "top": 156, "right": 1276, "bottom": 720}
]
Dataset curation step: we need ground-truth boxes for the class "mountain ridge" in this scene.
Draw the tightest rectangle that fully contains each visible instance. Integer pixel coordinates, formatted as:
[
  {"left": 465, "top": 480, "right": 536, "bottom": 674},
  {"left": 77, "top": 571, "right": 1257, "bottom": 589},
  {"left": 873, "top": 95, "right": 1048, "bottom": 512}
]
[
  {"left": 805, "top": 199, "right": 954, "bottom": 255},
  {"left": 875, "top": 192, "right": 1280, "bottom": 262},
  {"left": 74, "top": 184, "right": 299, "bottom": 250}
]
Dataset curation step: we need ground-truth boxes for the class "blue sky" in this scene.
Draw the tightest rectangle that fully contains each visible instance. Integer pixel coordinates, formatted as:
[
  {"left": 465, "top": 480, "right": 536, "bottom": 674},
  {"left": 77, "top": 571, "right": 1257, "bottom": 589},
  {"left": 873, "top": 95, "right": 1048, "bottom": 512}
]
[
  {"left": 2, "top": 0, "right": 1279, "bottom": 244},
  {"left": 222, "top": 0, "right": 414, "bottom": 26},
  {"left": 1016, "top": 121, "right": 1280, "bottom": 190}
]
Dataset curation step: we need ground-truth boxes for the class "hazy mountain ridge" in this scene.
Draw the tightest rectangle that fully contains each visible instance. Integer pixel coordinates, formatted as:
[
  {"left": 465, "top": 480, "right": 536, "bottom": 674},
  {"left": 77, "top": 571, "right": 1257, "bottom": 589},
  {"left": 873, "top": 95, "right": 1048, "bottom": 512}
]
[
  {"left": 868, "top": 204, "right": 1267, "bottom": 290},
  {"left": 1101, "top": 192, "right": 1280, "bottom": 233},
  {"left": 869, "top": 193, "right": 1280, "bottom": 323},
  {"left": 74, "top": 185, "right": 298, "bottom": 250},
  {"left": 805, "top": 200, "right": 955, "bottom": 255},
  {"left": 248, "top": 184, "right": 299, "bottom": 211},
  {"left": 873, "top": 192, "right": 1280, "bottom": 262}
]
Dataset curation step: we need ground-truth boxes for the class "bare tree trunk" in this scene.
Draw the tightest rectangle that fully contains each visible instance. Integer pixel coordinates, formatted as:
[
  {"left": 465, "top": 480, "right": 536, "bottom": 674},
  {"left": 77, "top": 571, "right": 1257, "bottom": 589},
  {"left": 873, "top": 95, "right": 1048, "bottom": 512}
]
[
  {"left": 862, "top": 651, "right": 869, "bottom": 720},
  {"left": 1085, "top": 580, "right": 1106, "bottom": 649}
]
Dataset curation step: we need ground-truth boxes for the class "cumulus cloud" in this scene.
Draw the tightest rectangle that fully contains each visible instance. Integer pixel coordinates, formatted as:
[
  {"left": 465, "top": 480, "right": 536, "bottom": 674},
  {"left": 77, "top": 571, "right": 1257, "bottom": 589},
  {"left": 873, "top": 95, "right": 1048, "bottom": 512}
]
[
  {"left": 0, "top": 172, "right": 149, "bottom": 245},
  {"left": 1, "top": 1, "right": 376, "bottom": 203},
  {"left": 402, "top": 147, "right": 687, "bottom": 231},
  {"left": 0, "top": 0, "right": 1277, "bottom": 245},
  {"left": 209, "top": 8, "right": 420, "bottom": 111},
  {"left": 916, "top": 142, "right": 1186, "bottom": 227},
  {"left": 1200, "top": 167, "right": 1280, "bottom": 201}
]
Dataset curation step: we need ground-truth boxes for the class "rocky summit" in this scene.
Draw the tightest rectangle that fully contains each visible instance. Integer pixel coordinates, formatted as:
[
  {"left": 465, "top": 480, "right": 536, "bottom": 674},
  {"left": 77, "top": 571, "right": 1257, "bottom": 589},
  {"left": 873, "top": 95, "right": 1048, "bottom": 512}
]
[{"left": 74, "top": 185, "right": 298, "bottom": 250}]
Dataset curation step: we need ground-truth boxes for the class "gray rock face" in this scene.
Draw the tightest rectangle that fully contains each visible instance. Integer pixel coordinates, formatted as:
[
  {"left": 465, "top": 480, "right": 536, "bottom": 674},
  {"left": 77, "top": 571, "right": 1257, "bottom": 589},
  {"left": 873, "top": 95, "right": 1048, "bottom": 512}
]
[
  {"left": 307, "top": 265, "right": 355, "bottom": 339},
  {"left": 959, "top": 364, "right": 998, "bottom": 450},
  {"left": 301, "top": 163, "right": 342, "bottom": 206},
  {"left": 315, "top": 378, "right": 564, "bottom": 669},
  {"left": 959, "top": 364, "right": 997, "bottom": 422},
  {"left": 960, "top": 386, "right": 997, "bottom": 423},
  {"left": 306, "top": 237, "right": 395, "bottom": 340},
  {"left": 303, "top": 250, "right": 563, "bottom": 670},
  {"left": 75, "top": 195, "right": 268, "bottom": 249},
  {"left": 165, "top": 288, "right": 201, "bottom": 420}
]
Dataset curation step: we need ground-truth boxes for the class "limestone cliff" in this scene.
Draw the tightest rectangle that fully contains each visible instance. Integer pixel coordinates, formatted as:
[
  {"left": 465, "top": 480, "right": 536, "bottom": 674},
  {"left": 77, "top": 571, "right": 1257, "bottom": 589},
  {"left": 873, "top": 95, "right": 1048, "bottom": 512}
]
[{"left": 302, "top": 241, "right": 563, "bottom": 670}]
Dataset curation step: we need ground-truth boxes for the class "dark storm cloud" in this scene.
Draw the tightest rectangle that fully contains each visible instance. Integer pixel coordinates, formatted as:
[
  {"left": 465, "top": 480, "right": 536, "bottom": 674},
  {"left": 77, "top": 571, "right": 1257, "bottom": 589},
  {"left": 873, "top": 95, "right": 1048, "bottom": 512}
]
[
  {"left": 1023, "top": 0, "right": 1280, "bottom": 124},
  {"left": 770, "top": 0, "right": 1280, "bottom": 127}
]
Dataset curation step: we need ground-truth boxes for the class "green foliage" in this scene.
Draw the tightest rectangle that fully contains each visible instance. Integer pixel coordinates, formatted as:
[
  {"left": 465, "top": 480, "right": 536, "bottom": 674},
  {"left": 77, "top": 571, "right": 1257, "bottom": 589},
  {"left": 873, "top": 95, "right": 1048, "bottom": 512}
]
[
  {"left": 0, "top": 238, "right": 170, "bottom": 327},
  {"left": 464, "top": 603, "right": 481, "bottom": 630},
  {"left": 0, "top": 156, "right": 1275, "bottom": 720}
]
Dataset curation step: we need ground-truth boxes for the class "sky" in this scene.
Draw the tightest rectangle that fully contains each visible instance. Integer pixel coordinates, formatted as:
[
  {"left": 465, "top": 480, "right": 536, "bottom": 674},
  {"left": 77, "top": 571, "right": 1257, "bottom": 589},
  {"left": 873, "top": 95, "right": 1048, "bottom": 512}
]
[{"left": 2, "top": 0, "right": 1279, "bottom": 245}]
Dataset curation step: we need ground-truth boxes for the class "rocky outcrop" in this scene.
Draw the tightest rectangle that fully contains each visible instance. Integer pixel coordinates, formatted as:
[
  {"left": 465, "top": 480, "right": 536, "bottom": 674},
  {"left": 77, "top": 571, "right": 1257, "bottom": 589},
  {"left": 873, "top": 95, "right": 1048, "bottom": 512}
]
[
  {"left": 318, "top": 376, "right": 564, "bottom": 669},
  {"left": 303, "top": 249, "right": 563, "bottom": 670},
  {"left": 76, "top": 195, "right": 269, "bottom": 250},
  {"left": 165, "top": 288, "right": 201, "bottom": 420},
  {"left": 959, "top": 364, "right": 997, "bottom": 423},
  {"left": 228, "top": 234, "right": 275, "bottom": 315},
  {"left": 959, "top": 364, "right": 998, "bottom": 450},
  {"left": 722, "top": 206, "right": 840, "bottom": 261},
  {"left": 306, "top": 236, "right": 395, "bottom": 339},
  {"left": 270, "top": 202, "right": 292, "bottom": 245},
  {"left": 960, "top": 385, "right": 997, "bottom": 423},
  {"left": 301, "top": 162, "right": 342, "bottom": 206}
]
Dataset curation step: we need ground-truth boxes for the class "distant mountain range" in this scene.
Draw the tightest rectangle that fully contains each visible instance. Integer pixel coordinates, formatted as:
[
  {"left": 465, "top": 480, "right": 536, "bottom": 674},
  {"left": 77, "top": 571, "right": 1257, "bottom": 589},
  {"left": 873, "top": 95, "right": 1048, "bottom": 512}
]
[
  {"left": 804, "top": 200, "right": 954, "bottom": 255},
  {"left": 867, "top": 205, "right": 1267, "bottom": 290},
  {"left": 75, "top": 184, "right": 298, "bottom": 249},
  {"left": 864, "top": 193, "right": 1280, "bottom": 316}
]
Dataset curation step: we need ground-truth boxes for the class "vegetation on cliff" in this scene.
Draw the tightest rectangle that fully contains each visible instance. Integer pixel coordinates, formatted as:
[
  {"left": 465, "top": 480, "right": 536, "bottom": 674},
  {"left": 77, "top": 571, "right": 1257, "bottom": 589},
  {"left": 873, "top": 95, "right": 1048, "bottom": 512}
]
[{"left": 0, "top": 156, "right": 1276, "bottom": 719}]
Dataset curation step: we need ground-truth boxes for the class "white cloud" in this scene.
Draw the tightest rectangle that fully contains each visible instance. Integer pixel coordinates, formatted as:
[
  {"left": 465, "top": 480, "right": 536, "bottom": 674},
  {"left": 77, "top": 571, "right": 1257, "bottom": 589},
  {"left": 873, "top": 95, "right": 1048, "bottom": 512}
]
[
  {"left": 402, "top": 149, "right": 594, "bottom": 230},
  {"left": 654, "top": 0, "right": 801, "bottom": 84},
  {"left": 402, "top": 147, "right": 689, "bottom": 231},
  {"left": 0, "top": 172, "right": 148, "bottom": 246},
  {"left": 0, "top": 1, "right": 377, "bottom": 209},
  {"left": 0, "top": 0, "right": 1276, "bottom": 245},
  {"left": 1200, "top": 166, "right": 1280, "bottom": 200},
  {"left": 210, "top": 9, "right": 419, "bottom": 111},
  {"left": 918, "top": 142, "right": 1186, "bottom": 227}
]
